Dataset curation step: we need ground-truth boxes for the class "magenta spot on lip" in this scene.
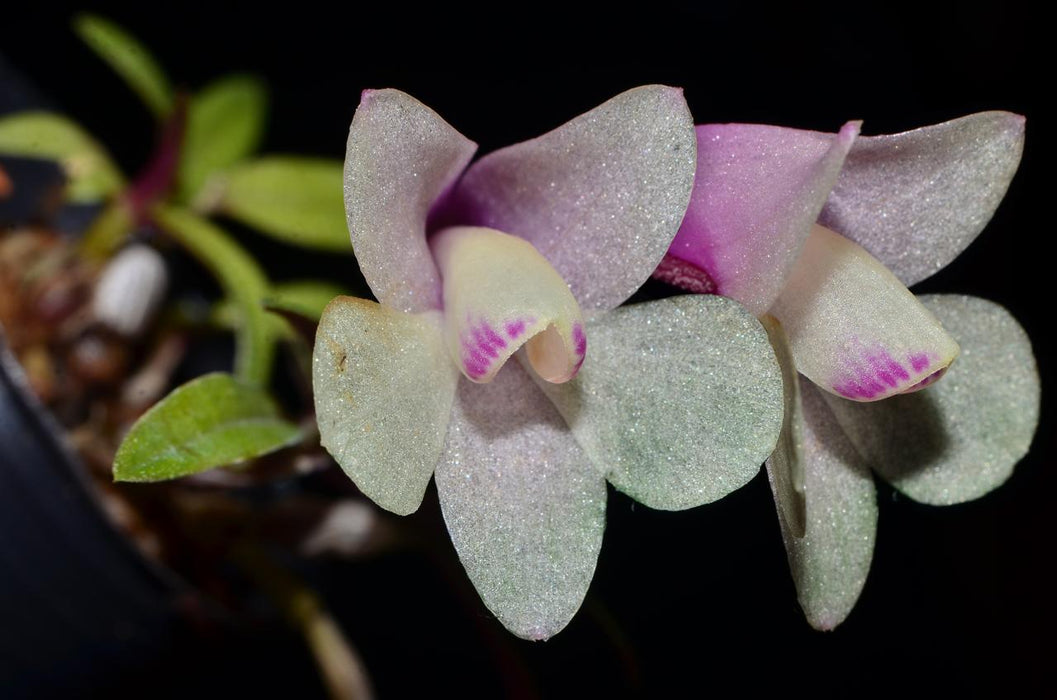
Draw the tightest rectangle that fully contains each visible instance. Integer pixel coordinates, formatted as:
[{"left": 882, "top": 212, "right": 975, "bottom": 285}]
[
  {"left": 834, "top": 379, "right": 884, "bottom": 400},
  {"left": 834, "top": 383, "right": 864, "bottom": 399},
  {"left": 865, "top": 349, "right": 911, "bottom": 387},
  {"left": 572, "top": 322, "right": 587, "bottom": 357},
  {"left": 832, "top": 370, "right": 887, "bottom": 400},
  {"left": 908, "top": 352, "right": 931, "bottom": 373},
  {"left": 462, "top": 317, "right": 532, "bottom": 379},
  {"left": 462, "top": 345, "right": 492, "bottom": 378},
  {"left": 471, "top": 324, "right": 505, "bottom": 358},
  {"left": 885, "top": 355, "right": 911, "bottom": 381},
  {"left": 837, "top": 346, "right": 941, "bottom": 400},
  {"left": 505, "top": 319, "right": 527, "bottom": 339},
  {"left": 482, "top": 324, "right": 506, "bottom": 350}
]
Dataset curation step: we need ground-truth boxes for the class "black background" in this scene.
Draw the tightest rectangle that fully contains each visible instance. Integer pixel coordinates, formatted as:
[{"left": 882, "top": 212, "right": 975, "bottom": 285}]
[{"left": 4, "top": 2, "right": 1052, "bottom": 697}]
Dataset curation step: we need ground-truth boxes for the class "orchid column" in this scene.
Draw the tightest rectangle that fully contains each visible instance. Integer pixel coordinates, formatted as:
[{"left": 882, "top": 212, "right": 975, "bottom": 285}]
[{"left": 314, "top": 87, "right": 785, "bottom": 639}]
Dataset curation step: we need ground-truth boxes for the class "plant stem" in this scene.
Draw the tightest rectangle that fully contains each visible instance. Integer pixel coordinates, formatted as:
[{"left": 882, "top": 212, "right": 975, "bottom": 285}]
[{"left": 150, "top": 203, "right": 274, "bottom": 386}]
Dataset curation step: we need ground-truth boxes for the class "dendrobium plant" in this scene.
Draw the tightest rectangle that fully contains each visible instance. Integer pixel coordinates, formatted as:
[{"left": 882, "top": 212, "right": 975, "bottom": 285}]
[
  {"left": 312, "top": 86, "right": 785, "bottom": 639},
  {"left": 656, "top": 112, "right": 1040, "bottom": 629}
]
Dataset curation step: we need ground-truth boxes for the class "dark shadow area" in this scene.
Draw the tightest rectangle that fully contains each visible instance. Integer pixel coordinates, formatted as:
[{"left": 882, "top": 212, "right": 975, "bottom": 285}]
[{"left": 833, "top": 388, "right": 953, "bottom": 481}]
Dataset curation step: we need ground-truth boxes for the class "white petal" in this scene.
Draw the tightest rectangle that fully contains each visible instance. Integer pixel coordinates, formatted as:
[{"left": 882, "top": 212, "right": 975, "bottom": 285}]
[
  {"left": 444, "top": 85, "right": 697, "bottom": 311},
  {"left": 823, "top": 294, "right": 1040, "bottom": 505},
  {"left": 344, "top": 89, "right": 477, "bottom": 313},
  {"left": 432, "top": 226, "right": 585, "bottom": 384},
  {"left": 819, "top": 111, "right": 1025, "bottom": 286},
  {"left": 766, "top": 379, "right": 878, "bottom": 631},
  {"left": 532, "top": 296, "right": 782, "bottom": 510},
  {"left": 313, "top": 297, "right": 458, "bottom": 515},
  {"left": 435, "top": 363, "right": 606, "bottom": 640},
  {"left": 770, "top": 224, "right": 960, "bottom": 401}
]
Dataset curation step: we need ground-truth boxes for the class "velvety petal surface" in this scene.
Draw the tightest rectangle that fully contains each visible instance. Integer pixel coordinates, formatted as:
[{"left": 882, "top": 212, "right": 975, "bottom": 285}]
[
  {"left": 435, "top": 363, "right": 607, "bottom": 640},
  {"left": 313, "top": 297, "right": 458, "bottom": 515},
  {"left": 766, "top": 379, "right": 878, "bottom": 631},
  {"left": 532, "top": 296, "right": 782, "bottom": 510},
  {"left": 819, "top": 111, "right": 1025, "bottom": 286},
  {"left": 431, "top": 226, "right": 585, "bottom": 383},
  {"left": 659, "top": 121, "right": 859, "bottom": 316},
  {"left": 344, "top": 89, "right": 477, "bottom": 313},
  {"left": 443, "top": 85, "right": 697, "bottom": 311},
  {"left": 770, "top": 225, "right": 960, "bottom": 401},
  {"left": 822, "top": 294, "right": 1039, "bottom": 505},
  {"left": 760, "top": 316, "right": 806, "bottom": 537}
]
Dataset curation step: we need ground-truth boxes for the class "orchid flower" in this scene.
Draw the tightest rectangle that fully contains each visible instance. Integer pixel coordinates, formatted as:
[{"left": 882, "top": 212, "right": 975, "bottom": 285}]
[
  {"left": 312, "top": 87, "right": 785, "bottom": 639},
  {"left": 656, "top": 112, "right": 1040, "bottom": 630}
]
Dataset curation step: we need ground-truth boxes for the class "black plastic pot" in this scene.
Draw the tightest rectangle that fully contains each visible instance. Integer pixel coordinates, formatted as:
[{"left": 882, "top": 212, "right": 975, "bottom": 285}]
[{"left": 0, "top": 331, "right": 186, "bottom": 695}]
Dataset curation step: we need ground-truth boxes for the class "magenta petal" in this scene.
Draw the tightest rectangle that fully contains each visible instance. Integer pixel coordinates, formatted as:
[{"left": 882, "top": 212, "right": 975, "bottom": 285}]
[
  {"left": 443, "top": 86, "right": 697, "bottom": 311},
  {"left": 662, "top": 121, "right": 859, "bottom": 316},
  {"left": 344, "top": 89, "right": 477, "bottom": 313},
  {"left": 819, "top": 112, "right": 1025, "bottom": 287}
]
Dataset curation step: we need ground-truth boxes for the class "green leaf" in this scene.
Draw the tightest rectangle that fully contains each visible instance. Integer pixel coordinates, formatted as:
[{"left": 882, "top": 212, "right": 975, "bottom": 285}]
[
  {"left": 113, "top": 372, "right": 302, "bottom": 482},
  {"left": 266, "top": 280, "right": 347, "bottom": 322},
  {"left": 73, "top": 13, "right": 174, "bottom": 119},
  {"left": 151, "top": 204, "right": 274, "bottom": 386},
  {"left": 179, "top": 75, "right": 268, "bottom": 202},
  {"left": 220, "top": 157, "right": 350, "bottom": 251},
  {"left": 0, "top": 112, "right": 125, "bottom": 201}
]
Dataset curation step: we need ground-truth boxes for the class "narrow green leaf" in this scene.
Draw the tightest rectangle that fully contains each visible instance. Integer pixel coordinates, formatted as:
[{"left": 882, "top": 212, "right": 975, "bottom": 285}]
[
  {"left": 113, "top": 372, "right": 302, "bottom": 482},
  {"left": 151, "top": 204, "right": 274, "bottom": 386},
  {"left": 220, "top": 157, "right": 350, "bottom": 251},
  {"left": 266, "top": 280, "right": 347, "bottom": 322},
  {"left": 73, "top": 13, "right": 174, "bottom": 118},
  {"left": 179, "top": 75, "right": 268, "bottom": 202},
  {"left": 0, "top": 112, "right": 125, "bottom": 201}
]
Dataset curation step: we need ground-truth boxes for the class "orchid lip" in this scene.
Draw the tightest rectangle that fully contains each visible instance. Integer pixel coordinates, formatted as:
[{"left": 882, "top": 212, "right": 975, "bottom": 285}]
[{"left": 430, "top": 225, "right": 587, "bottom": 384}]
